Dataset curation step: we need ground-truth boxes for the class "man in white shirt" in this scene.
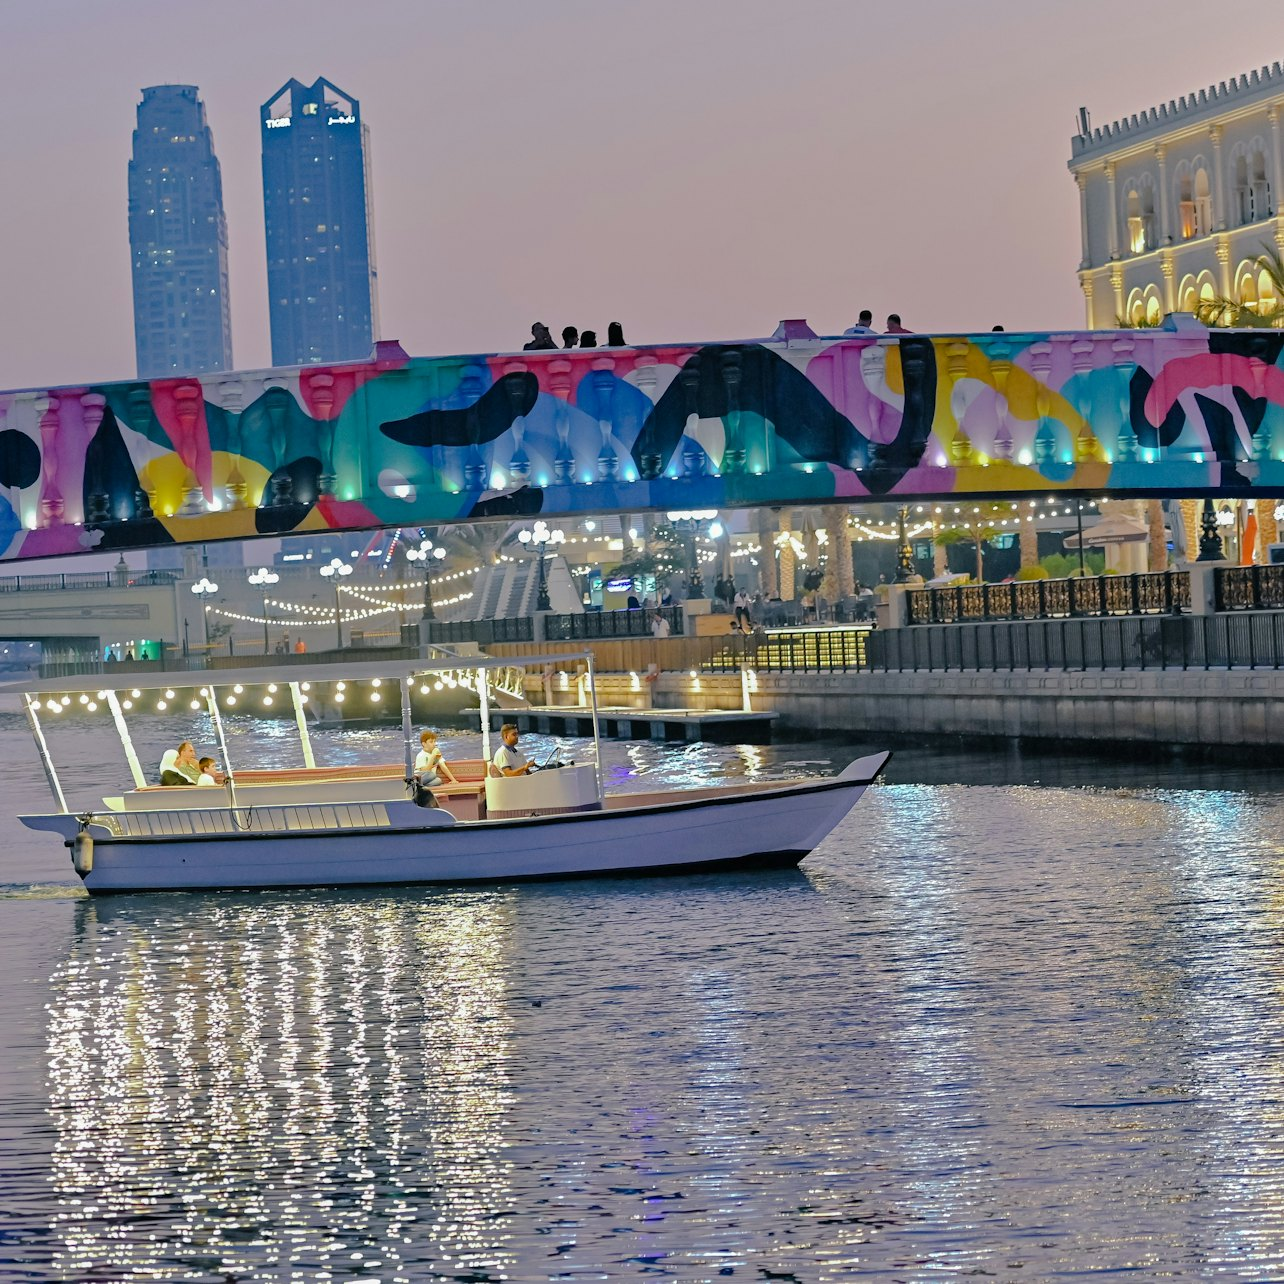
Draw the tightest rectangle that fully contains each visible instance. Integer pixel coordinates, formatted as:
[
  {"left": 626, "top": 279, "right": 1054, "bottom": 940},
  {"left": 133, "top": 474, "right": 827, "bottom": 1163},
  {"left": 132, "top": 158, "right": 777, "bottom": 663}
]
[
  {"left": 843, "top": 309, "right": 874, "bottom": 335},
  {"left": 492, "top": 724, "right": 533, "bottom": 776}
]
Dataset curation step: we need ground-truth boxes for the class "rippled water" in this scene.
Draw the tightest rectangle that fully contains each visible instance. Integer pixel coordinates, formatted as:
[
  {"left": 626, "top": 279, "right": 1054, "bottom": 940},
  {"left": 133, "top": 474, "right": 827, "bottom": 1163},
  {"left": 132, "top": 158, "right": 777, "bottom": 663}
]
[{"left": 2, "top": 712, "right": 1284, "bottom": 1280}]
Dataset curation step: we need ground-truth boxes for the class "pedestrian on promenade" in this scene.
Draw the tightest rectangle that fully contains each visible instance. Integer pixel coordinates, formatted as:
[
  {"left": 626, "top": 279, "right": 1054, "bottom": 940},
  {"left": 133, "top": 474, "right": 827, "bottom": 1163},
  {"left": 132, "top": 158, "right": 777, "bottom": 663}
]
[
  {"left": 524, "top": 322, "right": 557, "bottom": 351},
  {"left": 561, "top": 326, "right": 579, "bottom": 349},
  {"left": 580, "top": 330, "right": 598, "bottom": 348},
  {"left": 885, "top": 314, "right": 911, "bottom": 334},
  {"left": 844, "top": 310, "right": 874, "bottom": 335},
  {"left": 607, "top": 322, "right": 627, "bottom": 346}
]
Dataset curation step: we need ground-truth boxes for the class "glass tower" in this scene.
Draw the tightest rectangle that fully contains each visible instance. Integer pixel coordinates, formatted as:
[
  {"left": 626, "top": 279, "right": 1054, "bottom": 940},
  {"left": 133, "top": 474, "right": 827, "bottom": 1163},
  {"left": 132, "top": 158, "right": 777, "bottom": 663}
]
[
  {"left": 261, "top": 77, "right": 379, "bottom": 367},
  {"left": 128, "top": 85, "right": 233, "bottom": 379}
]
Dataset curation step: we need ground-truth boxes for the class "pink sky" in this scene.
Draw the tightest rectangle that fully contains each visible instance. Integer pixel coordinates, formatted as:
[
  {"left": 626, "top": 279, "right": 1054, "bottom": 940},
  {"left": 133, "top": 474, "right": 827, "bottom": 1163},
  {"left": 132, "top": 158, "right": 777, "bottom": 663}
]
[{"left": 2, "top": 0, "right": 1281, "bottom": 391}]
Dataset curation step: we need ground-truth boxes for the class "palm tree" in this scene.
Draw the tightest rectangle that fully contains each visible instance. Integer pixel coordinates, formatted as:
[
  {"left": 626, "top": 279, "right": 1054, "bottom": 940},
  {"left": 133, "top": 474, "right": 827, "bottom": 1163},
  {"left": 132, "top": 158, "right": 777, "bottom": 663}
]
[{"left": 1197, "top": 244, "right": 1284, "bottom": 328}]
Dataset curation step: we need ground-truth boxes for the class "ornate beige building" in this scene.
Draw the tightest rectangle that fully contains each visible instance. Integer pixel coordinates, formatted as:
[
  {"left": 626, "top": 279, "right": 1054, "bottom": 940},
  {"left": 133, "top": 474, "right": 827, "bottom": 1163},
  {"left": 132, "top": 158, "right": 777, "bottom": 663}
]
[{"left": 1069, "top": 62, "right": 1284, "bottom": 328}]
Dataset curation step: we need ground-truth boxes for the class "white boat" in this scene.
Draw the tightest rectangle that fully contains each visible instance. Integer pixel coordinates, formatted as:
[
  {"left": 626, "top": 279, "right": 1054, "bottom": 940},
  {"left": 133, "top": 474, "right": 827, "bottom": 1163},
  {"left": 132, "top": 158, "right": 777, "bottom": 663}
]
[{"left": 10, "top": 654, "right": 889, "bottom": 895}]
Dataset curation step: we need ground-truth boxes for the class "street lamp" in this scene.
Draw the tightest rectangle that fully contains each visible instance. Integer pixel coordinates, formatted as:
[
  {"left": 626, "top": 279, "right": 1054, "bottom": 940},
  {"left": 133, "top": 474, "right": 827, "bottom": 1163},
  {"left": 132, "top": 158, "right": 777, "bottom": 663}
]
[
  {"left": 666, "top": 510, "right": 717, "bottom": 599},
  {"left": 190, "top": 576, "right": 218, "bottom": 657},
  {"left": 247, "top": 566, "right": 280, "bottom": 653},
  {"left": 518, "top": 520, "right": 565, "bottom": 611},
  {"left": 405, "top": 537, "right": 447, "bottom": 620},
  {"left": 319, "top": 556, "right": 353, "bottom": 648},
  {"left": 894, "top": 506, "right": 915, "bottom": 583}
]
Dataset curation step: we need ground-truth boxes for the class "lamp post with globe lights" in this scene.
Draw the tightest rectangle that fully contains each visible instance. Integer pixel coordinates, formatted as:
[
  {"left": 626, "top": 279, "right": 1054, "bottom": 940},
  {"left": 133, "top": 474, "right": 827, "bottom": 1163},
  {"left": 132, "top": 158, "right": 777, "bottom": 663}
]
[
  {"left": 666, "top": 510, "right": 717, "bottom": 599},
  {"left": 405, "top": 536, "right": 447, "bottom": 620},
  {"left": 247, "top": 566, "right": 280, "bottom": 653},
  {"left": 190, "top": 576, "right": 219, "bottom": 657},
  {"left": 319, "top": 556, "right": 353, "bottom": 648},
  {"left": 518, "top": 521, "right": 565, "bottom": 612}
]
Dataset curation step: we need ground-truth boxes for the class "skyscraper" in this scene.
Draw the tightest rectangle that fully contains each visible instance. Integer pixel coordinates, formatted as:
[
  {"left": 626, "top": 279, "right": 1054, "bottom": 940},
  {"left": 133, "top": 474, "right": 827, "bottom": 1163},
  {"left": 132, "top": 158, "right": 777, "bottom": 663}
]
[
  {"left": 261, "top": 77, "right": 379, "bottom": 367},
  {"left": 128, "top": 85, "right": 233, "bottom": 379}
]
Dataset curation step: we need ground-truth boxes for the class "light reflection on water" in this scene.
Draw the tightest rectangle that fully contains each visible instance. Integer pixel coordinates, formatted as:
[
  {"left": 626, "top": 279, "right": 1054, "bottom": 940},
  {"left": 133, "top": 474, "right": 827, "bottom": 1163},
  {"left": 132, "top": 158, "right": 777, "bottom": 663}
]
[{"left": 1, "top": 716, "right": 1284, "bottom": 1278}]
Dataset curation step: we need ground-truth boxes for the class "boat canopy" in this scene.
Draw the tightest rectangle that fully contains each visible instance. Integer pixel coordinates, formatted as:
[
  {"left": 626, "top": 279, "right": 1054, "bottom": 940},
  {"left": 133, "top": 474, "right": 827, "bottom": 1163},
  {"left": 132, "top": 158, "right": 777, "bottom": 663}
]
[{"left": 2, "top": 652, "right": 594, "bottom": 697}]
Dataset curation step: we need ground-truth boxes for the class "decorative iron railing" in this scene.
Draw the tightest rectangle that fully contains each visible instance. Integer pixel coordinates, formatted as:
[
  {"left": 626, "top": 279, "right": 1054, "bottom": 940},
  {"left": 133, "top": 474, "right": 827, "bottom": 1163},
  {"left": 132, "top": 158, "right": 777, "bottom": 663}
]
[
  {"left": 0, "top": 569, "right": 181, "bottom": 594},
  {"left": 1215, "top": 565, "right": 1284, "bottom": 611},
  {"left": 907, "top": 572, "right": 1191, "bottom": 624},
  {"left": 543, "top": 606, "right": 683, "bottom": 641}
]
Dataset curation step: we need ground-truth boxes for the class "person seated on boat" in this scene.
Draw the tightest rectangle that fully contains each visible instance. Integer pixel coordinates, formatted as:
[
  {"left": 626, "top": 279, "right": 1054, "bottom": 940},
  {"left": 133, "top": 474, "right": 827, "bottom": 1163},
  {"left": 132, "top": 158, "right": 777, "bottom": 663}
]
[
  {"left": 492, "top": 724, "right": 534, "bottom": 777},
  {"left": 196, "top": 757, "right": 221, "bottom": 786},
  {"left": 414, "top": 730, "right": 456, "bottom": 788},
  {"left": 158, "top": 742, "right": 201, "bottom": 786}
]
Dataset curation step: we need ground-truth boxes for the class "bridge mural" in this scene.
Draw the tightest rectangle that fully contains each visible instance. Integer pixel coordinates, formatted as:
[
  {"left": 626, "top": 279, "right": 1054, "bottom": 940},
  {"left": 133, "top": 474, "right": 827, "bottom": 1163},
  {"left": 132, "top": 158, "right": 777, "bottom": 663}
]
[{"left": 0, "top": 320, "right": 1282, "bottom": 563}]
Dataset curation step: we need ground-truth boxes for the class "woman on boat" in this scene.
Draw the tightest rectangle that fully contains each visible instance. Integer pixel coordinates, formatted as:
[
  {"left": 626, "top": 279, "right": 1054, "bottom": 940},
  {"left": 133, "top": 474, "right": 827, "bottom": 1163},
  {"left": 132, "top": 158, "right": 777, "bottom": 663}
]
[{"left": 414, "top": 730, "right": 456, "bottom": 788}]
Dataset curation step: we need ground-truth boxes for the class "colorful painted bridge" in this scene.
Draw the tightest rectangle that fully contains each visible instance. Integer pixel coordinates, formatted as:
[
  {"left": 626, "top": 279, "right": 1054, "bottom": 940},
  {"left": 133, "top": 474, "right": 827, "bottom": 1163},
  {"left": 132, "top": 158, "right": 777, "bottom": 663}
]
[{"left": 1, "top": 318, "right": 1282, "bottom": 564}]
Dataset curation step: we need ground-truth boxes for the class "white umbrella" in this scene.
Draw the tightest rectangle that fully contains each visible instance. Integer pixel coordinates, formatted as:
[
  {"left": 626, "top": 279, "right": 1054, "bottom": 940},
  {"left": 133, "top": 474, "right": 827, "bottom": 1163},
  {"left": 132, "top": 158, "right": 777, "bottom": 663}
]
[{"left": 1062, "top": 512, "right": 1149, "bottom": 549}]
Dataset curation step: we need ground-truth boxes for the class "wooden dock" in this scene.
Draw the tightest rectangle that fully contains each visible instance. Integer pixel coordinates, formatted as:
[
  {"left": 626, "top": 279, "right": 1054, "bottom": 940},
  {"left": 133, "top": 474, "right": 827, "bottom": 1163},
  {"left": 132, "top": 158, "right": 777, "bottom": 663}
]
[{"left": 476, "top": 705, "right": 779, "bottom": 743}]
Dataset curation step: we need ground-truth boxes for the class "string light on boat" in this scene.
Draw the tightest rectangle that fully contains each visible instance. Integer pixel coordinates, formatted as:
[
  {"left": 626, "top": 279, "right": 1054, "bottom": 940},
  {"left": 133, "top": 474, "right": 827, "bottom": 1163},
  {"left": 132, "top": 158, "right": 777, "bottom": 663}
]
[
  {"left": 334, "top": 691, "right": 345, "bottom": 704},
  {"left": 263, "top": 695, "right": 273, "bottom": 707},
  {"left": 189, "top": 699, "right": 201, "bottom": 710},
  {"left": 157, "top": 700, "right": 168, "bottom": 711},
  {"left": 121, "top": 700, "right": 132, "bottom": 710},
  {"left": 164, "top": 689, "right": 175, "bottom": 700},
  {"left": 225, "top": 695, "right": 237, "bottom": 707},
  {"left": 130, "top": 689, "right": 140, "bottom": 699}
]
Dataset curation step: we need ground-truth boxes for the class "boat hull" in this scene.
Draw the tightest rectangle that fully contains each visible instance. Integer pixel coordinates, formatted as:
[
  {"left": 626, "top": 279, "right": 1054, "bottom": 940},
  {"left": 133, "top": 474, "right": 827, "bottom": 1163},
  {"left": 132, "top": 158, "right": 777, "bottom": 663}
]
[{"left": 27, "top": 756, "right": 886, "bottom": 894}]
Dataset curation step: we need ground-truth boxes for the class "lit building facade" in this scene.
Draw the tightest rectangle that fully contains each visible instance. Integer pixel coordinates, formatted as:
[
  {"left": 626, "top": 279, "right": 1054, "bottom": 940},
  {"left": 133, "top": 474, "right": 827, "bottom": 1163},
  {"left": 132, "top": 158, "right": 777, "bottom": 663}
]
[
  {"left": 128, "top": 85, "right": 233, "bottom": 378},
  {"left": 1069, "top": 62, "right": 1284, "bottom": 328},
  {"left": 261, "top": 78, "right": 379, "bottom": 367}
]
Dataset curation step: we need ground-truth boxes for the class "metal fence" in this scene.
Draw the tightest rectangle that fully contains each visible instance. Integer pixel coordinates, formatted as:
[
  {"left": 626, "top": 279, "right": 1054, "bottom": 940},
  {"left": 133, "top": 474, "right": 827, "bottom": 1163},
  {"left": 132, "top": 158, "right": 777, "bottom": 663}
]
[
  {"left": 0, "top": 569, "right": 181, "bottom": 594},
  {"left": 705, "top": 627, "right": 871, "bottom": 673},
  {"left": 907, "top": 571, "right": 1191, "bottom": 624},
  {"left": 872, "top": 611, "right": 1284, "bottom": 673},
  {"left": 425, "top": 617, "right": 534, "bottom": 645},
  {"left": 1216, "top": 565, "right": 1284, "bottom": 612},
  {"left": 543, "top": 606, "right": 683, "bottom": 641}
]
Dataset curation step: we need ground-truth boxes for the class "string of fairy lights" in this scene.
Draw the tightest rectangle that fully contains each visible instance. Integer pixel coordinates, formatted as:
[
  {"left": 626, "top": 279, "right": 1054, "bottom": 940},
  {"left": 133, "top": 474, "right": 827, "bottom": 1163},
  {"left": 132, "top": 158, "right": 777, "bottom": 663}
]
[{"left": 29, "top": 668, "right": 507, "bottom": 717}]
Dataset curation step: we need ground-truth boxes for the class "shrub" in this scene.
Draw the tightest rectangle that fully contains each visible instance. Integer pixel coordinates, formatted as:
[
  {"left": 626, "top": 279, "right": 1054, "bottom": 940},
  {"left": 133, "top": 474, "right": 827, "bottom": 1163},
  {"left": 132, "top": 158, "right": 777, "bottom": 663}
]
[{"left": 1014, "top": 565, "right": 1050, "bottom": 581}]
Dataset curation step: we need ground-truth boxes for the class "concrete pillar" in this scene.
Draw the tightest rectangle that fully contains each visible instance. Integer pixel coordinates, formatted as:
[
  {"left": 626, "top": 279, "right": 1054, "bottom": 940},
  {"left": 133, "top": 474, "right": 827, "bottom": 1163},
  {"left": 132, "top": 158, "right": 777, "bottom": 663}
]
[
  {"left": 1105, "top": 162, "right": 1120, "bottom": 260},
  {"left": 1216, "top": 236, "right": 1232, "bottom": 299},
  {"left": 1161, "top": 253, "right": 1175, "bottom": 314},
  {"left": 1156, "top": 144, "right": 1171, "bottom": 245},
  {"left": 1081, "top": 275, "right": 1096, "bottom": 329},
  {"left": 1110, "top": 268, "right": 1124, "bottom": 324},
  {"left": 1186, "top": 562, "right": 1223, "bottom": 615},
  {"left": 1075, "top": 172, "right": 1091, "bottom": 269},
  {"left": 1211, "top": 125, "right": 1227, "bottom": 232},
  {"left": 879, "top": 584, "right": 911, "bottom": 630}
]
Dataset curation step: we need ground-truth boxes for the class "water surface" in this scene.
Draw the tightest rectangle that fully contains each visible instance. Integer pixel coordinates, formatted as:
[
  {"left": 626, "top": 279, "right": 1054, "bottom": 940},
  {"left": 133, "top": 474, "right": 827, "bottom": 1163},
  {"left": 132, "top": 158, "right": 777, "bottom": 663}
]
[{"left": 2, "top": 714, "right": 1283, "bottom": 1280}]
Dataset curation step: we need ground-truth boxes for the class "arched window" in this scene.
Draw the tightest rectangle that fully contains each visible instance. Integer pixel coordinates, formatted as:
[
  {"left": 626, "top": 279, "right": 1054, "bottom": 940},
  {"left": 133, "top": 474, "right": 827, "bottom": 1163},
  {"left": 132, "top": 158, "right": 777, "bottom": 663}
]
[
  {"left": 1177, "top": 164, "right": 1196, "bottom": 238},
  {"left": 1259, "top": 267, "right": 1279, "bottom": 317},
  {"left": 1231, "top": 141, "right": 1272, "bottom": 224},
  {"left": 1237, "top": 261, "right": 1259, "bottom": 312},
  {"left": 1144, "top": 291, "right": 1162, "bottom": 325},
  {"left": 1193, "top": 167, "right": 1212, "bottom": 236},
  {"left": 1252, "top": 147, "right": 1272, "bottom": 219},
  {"left": 1198, "top": 274, "right": 1216, "bottom": 308},
  {"left": 1126, "top": 190, "right": 1145, "bottom": 253},
  {"left": 1178, "top": 274, "right": 1198, "bottom": 313},
  {"left": 1126, "top": 287, "right": 1146, "bottom": 326}
]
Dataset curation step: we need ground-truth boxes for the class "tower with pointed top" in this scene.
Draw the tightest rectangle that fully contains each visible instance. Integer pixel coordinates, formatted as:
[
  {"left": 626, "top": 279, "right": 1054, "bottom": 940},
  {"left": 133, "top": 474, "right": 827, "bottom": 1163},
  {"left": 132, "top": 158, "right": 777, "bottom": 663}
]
[{"left": 261, "top": 77, "right": 379, "bottom": 366}]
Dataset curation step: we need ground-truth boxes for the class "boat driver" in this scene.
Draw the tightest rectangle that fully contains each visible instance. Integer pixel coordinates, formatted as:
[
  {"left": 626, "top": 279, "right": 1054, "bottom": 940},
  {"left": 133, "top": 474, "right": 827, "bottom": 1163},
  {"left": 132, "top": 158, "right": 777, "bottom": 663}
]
[{"left": 492, "top": 724, "right": 534, "bottom": 777}]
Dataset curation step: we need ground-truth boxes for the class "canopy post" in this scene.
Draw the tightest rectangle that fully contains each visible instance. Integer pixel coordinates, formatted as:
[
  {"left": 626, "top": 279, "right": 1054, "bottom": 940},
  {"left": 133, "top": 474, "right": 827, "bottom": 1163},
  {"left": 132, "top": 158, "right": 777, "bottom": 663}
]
[
  {"left": 105, "top": 690, "right": 146, "bottom": 788},
  {"left": 288, "top": 682, "right": 316, "bottom": 769},
  {"left": 478, "top": 667, "right": 492, "bottom": 772},
  {"left": 204, "top": 686, "right": 238, "bottom": 809},
  {"left": 584, "top": 653, "right": 603, "bottom": 801},
  {"left": 400, "top": 676, "right": 415, "bottom": 789},
  {"left": 23, "top": 695, "right": 67, "bottom": 814}
]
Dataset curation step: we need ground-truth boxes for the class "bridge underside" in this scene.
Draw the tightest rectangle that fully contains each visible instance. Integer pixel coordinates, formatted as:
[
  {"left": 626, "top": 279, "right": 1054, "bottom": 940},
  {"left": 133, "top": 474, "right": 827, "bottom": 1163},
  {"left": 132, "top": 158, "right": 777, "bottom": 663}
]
[{"left": 2, "top": 320, "right": 1282, "bottom": 563}]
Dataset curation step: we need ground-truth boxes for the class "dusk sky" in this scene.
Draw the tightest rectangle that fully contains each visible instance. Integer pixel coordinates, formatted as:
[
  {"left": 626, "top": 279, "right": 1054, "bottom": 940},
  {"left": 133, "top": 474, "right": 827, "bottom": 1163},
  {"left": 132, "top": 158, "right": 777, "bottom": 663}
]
[{"left": 3, "top": 0, "right": 1282, "bottom": 392}]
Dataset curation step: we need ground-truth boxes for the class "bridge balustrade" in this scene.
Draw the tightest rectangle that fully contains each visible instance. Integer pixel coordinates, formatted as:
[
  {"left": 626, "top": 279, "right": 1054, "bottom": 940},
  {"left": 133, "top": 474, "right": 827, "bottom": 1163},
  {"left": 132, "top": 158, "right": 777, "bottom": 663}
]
[
  {"left": 2, "top": 320, "right": 1282, "bottom": 566},
  {"left": 1215, "top": 565, "right": 1284, "bottom": 611}
]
